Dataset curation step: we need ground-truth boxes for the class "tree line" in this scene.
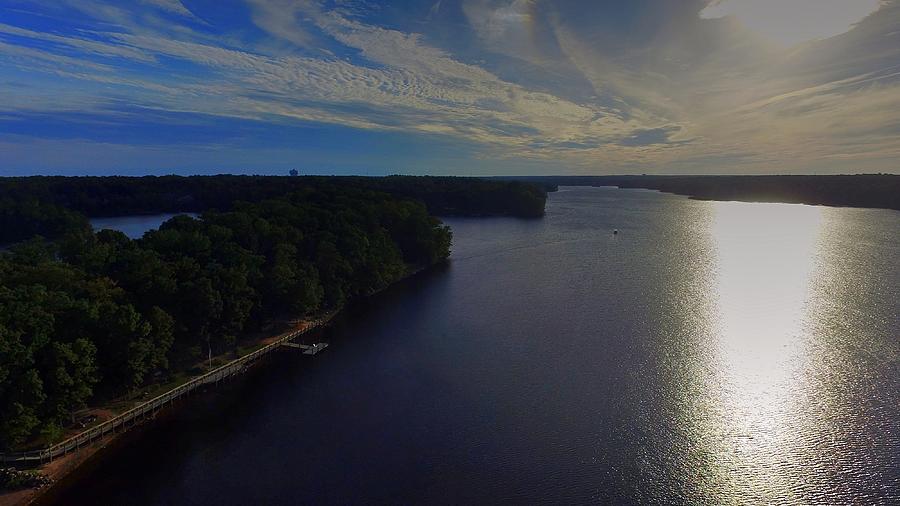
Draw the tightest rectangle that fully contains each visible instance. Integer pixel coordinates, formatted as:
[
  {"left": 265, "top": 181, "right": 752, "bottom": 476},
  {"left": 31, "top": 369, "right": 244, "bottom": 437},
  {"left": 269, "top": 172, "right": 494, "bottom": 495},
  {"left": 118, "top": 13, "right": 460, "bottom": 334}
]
[
  {"left": 503, "top": 174, "right": 900, "bottom": 211},
  {"left": 0, "top": 183, "right": 452, "bottom": 449},
  {"left": 0, "top": 175, "right": 548, "bottom": 246}
]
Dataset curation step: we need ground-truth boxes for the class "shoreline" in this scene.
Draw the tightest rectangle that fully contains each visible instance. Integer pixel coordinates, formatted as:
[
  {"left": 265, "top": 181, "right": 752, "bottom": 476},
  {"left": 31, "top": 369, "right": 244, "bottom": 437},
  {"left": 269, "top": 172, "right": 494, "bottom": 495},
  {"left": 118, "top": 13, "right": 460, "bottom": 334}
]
[
  {"left": 0, "top": 318, "right": 331, "bottom": 506},
  {"left": 1, "top": 264, "right": 437, "bottom": 506}
]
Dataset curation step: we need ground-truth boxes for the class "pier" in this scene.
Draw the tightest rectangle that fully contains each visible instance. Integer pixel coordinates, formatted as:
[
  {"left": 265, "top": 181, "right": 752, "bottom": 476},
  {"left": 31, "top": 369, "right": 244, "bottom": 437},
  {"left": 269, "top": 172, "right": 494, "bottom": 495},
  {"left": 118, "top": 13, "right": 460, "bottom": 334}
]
[{"left": 280, "top": 342, "right": 329, "bottom": 355}]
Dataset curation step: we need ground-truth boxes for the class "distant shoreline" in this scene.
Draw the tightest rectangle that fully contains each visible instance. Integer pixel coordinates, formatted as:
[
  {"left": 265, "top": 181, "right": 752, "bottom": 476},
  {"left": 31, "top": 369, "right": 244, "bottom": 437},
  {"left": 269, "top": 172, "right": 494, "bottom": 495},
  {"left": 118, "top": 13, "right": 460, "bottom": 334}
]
[{"left": 498, "top": 174, "right": 900, "bottom": 212}]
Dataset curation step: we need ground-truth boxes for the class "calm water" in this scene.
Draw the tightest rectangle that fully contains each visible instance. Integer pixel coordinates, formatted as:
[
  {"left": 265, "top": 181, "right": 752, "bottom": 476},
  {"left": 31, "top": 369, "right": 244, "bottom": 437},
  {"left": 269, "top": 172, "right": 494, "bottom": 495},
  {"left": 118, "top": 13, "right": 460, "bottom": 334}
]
[
  {"left": 59, "top": 187, "right": 899, "bottom": 504},
  {"left": 90, "top": 213, "right": 197, "bottom": 239}
]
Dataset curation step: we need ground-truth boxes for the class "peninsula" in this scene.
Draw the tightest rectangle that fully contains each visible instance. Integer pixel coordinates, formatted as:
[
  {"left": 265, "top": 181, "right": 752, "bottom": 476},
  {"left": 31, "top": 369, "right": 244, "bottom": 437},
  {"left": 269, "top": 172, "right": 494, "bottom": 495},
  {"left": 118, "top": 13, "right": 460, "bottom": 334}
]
[{"left": 0, "top": 176, "right": 548, "bottom": 502}]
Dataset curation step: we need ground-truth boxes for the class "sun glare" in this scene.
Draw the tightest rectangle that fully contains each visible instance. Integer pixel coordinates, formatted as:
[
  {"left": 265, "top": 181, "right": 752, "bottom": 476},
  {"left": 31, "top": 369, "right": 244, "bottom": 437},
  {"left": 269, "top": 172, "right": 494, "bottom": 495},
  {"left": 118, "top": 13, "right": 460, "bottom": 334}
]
[
  {"left": 700, "top": 0, "right": 882, "bottom": 46},
  {"left": 702, "top": 202, "right": 825, "bottom": 499}
]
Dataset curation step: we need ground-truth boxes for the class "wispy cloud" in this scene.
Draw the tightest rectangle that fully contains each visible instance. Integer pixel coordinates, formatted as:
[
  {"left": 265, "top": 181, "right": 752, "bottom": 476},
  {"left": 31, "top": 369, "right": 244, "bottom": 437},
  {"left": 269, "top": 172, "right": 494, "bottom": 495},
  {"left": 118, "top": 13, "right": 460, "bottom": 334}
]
[
  {"left": 140, "top": 0, "right": 197, "bottom": 19},
  {"left": 0, "top": 0, "right": 898, "bottom": 174}
]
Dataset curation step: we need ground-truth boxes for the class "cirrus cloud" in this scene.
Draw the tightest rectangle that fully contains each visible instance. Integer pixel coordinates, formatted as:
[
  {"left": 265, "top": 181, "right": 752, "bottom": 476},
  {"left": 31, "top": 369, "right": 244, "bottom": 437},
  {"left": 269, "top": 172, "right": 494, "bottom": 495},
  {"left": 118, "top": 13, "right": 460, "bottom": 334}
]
[{"left": 0, "top": 0, "right": 898, "bottom": 175}]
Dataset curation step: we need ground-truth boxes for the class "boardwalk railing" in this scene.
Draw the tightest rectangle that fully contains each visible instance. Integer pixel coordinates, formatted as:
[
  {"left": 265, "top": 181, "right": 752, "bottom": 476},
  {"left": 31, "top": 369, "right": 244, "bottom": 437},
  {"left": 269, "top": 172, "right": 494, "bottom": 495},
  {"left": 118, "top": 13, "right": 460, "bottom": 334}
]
[{"left": 0, "top": 318, "right": 327, "bottom": 465}]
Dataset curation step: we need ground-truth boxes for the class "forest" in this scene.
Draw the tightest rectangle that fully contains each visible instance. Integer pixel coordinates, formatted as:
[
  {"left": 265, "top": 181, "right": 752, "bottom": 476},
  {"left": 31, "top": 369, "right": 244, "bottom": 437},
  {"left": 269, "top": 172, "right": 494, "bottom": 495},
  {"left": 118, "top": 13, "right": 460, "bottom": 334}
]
[
  {"left": 0, "top": 177, "right": 528, "bottom": 450},
  {"left": 0, "top": 175, "right": 547, "bottom": 246}
]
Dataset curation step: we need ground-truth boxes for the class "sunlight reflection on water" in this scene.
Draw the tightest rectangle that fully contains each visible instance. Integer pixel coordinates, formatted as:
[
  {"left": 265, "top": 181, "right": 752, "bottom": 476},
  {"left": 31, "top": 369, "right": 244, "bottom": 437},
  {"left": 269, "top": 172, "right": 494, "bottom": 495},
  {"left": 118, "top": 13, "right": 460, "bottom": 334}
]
[
  {"left": 703, "top": 203, "right": 823, "bottom": 501},
  {"left": 684, "top": 201, "right": 898, "bottom": 503}
]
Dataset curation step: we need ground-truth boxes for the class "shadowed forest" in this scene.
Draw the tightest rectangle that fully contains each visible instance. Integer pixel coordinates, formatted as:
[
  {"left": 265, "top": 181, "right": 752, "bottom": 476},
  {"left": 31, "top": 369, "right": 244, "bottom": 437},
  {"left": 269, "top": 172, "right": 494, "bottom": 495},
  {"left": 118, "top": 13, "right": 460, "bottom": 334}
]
[{"left": 0, "top": 175, "right": 548, "bottom": 246}]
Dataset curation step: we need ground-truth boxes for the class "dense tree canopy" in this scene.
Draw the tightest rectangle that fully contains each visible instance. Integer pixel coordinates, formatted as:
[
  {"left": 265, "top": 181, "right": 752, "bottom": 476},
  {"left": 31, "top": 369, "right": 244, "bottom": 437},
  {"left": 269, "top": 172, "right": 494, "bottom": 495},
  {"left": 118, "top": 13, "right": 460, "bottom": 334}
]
[
  {"left": 0, "top": 183, "right": 451, "bottom": 449},
  {"left": 0, "top": 175, "right": 547, "bottom": 239},
  {"left": 0, "top": 199, "right": 91, "bottom": 247}
]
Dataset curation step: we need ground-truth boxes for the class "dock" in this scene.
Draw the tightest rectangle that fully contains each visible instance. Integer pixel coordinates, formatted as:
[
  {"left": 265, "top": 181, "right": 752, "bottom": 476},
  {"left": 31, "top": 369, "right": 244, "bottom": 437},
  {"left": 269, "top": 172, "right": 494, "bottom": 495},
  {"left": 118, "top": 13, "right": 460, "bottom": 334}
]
[{"left": 280, "top": 342, "right": 329, "bottom": 355}]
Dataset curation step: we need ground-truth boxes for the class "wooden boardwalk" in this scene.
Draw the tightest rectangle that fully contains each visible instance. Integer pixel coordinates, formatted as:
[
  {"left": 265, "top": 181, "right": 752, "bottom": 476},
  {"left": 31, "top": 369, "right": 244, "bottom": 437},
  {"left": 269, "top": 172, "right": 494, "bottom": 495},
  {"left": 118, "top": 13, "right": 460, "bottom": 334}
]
[{"left": 0, "top": 318, "right": 330, "bottom": 465}]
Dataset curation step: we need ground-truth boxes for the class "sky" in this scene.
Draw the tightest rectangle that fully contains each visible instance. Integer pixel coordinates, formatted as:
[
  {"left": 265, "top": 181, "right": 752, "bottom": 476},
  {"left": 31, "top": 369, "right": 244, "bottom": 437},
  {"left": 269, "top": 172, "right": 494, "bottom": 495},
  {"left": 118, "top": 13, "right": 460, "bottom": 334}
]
[{"left": 0, "top": 0, "right": 898, "bottom": 176}]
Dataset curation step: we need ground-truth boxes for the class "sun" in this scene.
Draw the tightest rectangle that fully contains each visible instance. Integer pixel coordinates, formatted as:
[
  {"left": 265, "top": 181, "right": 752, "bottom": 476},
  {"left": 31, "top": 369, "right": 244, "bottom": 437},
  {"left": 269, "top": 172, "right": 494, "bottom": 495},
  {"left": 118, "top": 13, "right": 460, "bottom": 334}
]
[{"left": 700, "top": 0, "right": 882, "bottom": 47}]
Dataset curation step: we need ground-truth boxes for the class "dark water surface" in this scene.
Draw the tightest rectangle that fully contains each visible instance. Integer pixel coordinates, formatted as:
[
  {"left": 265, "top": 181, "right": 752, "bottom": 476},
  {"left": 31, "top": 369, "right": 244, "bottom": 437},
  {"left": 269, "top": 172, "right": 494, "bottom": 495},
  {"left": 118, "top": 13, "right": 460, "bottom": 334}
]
[
  {"left": 90, "top": 213, "right": 197, "bottom": 239},
  {"left": 59, "top": 187, "right": 899, "bottom": 504}
]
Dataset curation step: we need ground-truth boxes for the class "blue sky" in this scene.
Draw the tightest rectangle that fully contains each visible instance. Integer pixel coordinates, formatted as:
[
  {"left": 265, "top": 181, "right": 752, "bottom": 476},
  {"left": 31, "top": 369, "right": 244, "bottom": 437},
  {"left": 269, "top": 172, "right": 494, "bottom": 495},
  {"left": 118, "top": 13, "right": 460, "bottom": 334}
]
[{"left": 0, "top": 0, "right": 898, "bottom": 175}]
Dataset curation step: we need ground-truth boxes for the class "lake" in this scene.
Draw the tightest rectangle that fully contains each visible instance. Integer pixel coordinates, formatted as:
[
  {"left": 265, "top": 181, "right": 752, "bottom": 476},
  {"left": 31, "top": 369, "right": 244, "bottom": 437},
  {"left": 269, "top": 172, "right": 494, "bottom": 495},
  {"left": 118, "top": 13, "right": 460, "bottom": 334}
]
[
  {"left": 58, "top": 187, "right": 899, "bottom": 504},
  {"left": 90, "top": 213, "right": 197, "bottom": 239}
]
